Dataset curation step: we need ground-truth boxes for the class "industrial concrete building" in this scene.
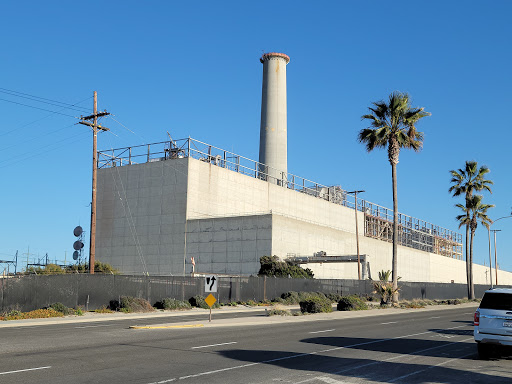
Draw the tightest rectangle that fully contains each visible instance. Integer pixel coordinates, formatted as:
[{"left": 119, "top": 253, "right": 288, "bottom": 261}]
[{"left": 96, "top": 53, "right": 512, "bottom": 284}]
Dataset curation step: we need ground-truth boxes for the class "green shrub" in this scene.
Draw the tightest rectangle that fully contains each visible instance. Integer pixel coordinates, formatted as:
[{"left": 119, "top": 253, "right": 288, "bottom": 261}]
[
  {"left": 326, "top": 293, "right": 343, "bottom": 303},
  {"left": 399, "top": 300, "right": 425, "bottom": 309},
  {"left": 299, "top": 296, "right": 333, "bottom": 314},
  {"left": 373, "top": 281, "right": 399, "bottom": 306},
  {"left": 94, "top": 306, "right": 113, "bottom": 313},
  {"left": 246, "top": 300, "right": 257, "bottom": 306},
  {"left": 258, "top": 256, "right": 314, "bottom": 278},
  {"left": 189, "top": 295, "right": 220, "bottom": 309},
  {"left": 271, "top": 297, "right": 286, "bottom": 304},
  {"left": 2, "top": 308, "right": 64, "bottom": 320},
  {"left": 279, "top": 291, "right": 333, "bottom": 305},
  {"left": 281, "top": 291, "right": 300, "bottom": 304},
  {"left": 48, "top": 302, "right": 76, "bottom": 315},
  {"left": 337, "top": 295, "right": 368, "bottom": 311},
  {"left": 154, "top": 298, "right": 192, "bottom": 310},
  {"left": 267, "top": 308, "right": 292, "bottom": 316},
  {"left": 66, "top": 261, "right": 120, "bottom": 274},
  {"left": 109, "top": 296, "right": 154, "bottom": 313}
]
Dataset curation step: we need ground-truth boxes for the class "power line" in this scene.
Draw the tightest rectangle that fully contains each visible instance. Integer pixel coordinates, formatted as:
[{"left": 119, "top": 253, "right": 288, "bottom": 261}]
[
  {"left": 0, "top": 97, "right": 78, "bottom": 118},
  {"left": 0, "top": 96, "right": 92, "bottom": 138},
  {"left": 0, "top": 88, "right": 91, "bottom": 113},
  {"left": 0, "top": 128, "right": 88, "bottom": 169},
  {"left": 0, "top": 123, "right": 80, "bottom": 152}
]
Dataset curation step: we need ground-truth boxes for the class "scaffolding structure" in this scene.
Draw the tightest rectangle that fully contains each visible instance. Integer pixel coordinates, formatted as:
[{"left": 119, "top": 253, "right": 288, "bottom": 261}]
[{"left": 364, "top": 201, "right": 463, "bottom": 260}]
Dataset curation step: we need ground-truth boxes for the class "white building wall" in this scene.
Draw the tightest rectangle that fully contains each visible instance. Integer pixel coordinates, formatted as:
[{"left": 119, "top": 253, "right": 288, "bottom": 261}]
[
  {"left": 96, "top": 158, "right": 189, "bottom": 275},
  {"left": 97, "top": 156, "right": 512, "bottom": 284},
  {"left": 185, "top": 215, "right": 272, "bottom": 275}
]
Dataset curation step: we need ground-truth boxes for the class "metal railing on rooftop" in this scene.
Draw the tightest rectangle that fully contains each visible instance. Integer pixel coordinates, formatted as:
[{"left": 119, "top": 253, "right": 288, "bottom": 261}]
[{"left": 98, "top": 137, "right": 462, "bottom": 256}]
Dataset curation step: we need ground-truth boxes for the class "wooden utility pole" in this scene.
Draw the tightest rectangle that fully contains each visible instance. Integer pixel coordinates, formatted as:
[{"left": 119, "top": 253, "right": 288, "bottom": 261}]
[{"left": 79, "top": 91, "right": 109, "bottom": 274}]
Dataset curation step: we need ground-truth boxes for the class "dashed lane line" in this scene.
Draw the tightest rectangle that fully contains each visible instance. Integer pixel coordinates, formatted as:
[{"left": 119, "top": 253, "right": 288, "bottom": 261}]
[
  {"left": 0, "top": 366, "right": 51, "bottom": 375},
  {"left": 191, "top": 342, "right": 237, "bottom": 349},
  {"left": 309, "top": 329, "right": 336, "bottom": 334},
  {"left": 296, "top": 337, "right": 474, "bottom": 384},
  {"left": 144, "top": 325, "right": 468, "bottom": 383}
]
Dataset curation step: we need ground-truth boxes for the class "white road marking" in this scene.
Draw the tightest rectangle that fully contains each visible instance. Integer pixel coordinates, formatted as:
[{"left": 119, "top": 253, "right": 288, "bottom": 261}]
[
  {"left": 147, "top": 378, "right": 176, "bottom": 384},
  {"left": 429, "top": 316, "right": 441, "bottom": 319},
  {"left": 463, "top": 312, "right": 474, "bottom": 315},
  {"left": 380, "top": 321, "right": 398, "bottom": 325},
  {"left": 388, "top": 351, "right": 475, "bottom": 382},
  {"left": 294, "top": 331, "right": 471, "bottom": 384},
  {"left": 309, "top": 329, "right": 335, "bottom": 334},
  {"left": 0, "top": 366, "right": 51, "bottom": 375},
  {"left": 148, "top": 325, "right": 469, "bottom": 383},
  {"left": 318, "top": 377, "right": 346, "bottom": 383},
  {"left": 191, "top": 341, "right": 237, "bottom": 349},
  {"left": 75, "top": 324, "right": 112, "bottom": 329}
]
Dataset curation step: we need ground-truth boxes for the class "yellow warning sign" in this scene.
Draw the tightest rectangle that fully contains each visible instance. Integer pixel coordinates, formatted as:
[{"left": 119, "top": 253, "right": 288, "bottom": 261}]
[{"left": 204, "top": 293, "right": 217, "bottom": 307}]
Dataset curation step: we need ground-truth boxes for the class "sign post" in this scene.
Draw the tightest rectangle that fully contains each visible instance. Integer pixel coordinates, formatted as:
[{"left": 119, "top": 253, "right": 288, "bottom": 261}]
[{"left": 204, "top": 275, "right": 218, "bottom": 322}]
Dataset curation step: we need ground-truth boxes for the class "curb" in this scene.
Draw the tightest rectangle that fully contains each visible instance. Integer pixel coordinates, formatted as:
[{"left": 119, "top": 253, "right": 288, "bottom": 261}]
[
  {"left": 127, "top": 302, "right": 479, "bottom": 330},
  {"left": 129, "top": 324, "right": 205, "bottom": 329}
]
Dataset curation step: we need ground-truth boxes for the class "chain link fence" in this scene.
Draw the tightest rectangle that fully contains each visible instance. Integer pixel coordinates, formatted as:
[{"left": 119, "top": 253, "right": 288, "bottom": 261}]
[{"left": 0, "top": 274, "right": 491, "bottom": 312}]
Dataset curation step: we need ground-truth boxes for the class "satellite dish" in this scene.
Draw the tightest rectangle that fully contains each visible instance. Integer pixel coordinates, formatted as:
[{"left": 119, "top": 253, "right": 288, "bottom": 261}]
[
  {"left": 73, "top": 226, "right": 83, "bottom": 237},
  {"left": 73, "top": 241, "right": 84, "bottom": 250},
  {"left": 73, "top": 251, "right": 79, "bottom": 260}
]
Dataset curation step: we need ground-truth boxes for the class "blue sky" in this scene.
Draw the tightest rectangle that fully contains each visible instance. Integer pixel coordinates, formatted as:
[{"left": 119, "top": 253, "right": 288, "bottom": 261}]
[{"left": 1, "top": 1, "right": 511, "bottom": 275}]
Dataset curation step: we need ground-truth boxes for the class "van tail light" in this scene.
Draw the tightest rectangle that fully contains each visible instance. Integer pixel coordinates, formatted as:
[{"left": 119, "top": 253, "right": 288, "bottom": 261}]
[{"left": 474, "top": 311, "right": 480, "bottom": 326}]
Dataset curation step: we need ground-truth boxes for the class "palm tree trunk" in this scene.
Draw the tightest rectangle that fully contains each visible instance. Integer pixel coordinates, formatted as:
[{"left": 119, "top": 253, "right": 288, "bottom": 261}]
[
  {"left": 469, "top": 230, "right": 475, "bottom": 300},
  {"left": 465, "top": 224, "right": 470, "bottom": 298},
  {"left": 391, "top": 162, "right": 399, "bottom": 304}
]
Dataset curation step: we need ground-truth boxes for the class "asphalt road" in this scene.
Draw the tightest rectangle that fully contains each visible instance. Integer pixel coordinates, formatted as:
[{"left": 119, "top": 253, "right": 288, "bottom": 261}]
[{"left": 1, "top": 305, "right": 511, "bottom": 383}]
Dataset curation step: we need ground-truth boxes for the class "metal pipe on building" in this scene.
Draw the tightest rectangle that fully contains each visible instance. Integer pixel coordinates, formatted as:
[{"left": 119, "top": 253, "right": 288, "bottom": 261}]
[{"left": 259, "top": 52, "right": 290, "bottom": 185}]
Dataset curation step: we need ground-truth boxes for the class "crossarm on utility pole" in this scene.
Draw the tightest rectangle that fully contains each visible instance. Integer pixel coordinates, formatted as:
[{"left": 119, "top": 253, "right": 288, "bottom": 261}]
[{"left": 78, "top": 121, "right": 110, "bottom": 131}]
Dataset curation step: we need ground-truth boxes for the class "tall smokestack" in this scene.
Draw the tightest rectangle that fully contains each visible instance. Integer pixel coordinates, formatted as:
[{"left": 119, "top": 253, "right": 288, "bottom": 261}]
[{"left": 259, "top": 52, "right": 290, "bottom": 185}]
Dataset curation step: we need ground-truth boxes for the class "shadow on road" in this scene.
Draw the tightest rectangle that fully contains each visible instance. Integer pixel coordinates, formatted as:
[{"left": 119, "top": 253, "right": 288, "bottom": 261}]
[
  {"left": 217, "top": 335, "right": 512, "bottom": 383},
  {"left": 428, "top": 328, "right": 474, "bottom": 336},
  {"left": 451, "top": 320, "right": 473, "bottom": 325},
  {"left": 300, "top": 335, "right": 475, "bottom": 358}
]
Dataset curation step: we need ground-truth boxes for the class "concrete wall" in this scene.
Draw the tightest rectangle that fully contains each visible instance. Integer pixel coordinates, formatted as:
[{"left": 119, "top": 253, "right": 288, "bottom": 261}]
[
  {"left": 96, "top": 158, "right": 189, "bottom": 275},
  {"left": 185, "top": 215, "right": 272, "bottom": 275},
  {"left": 186, "top": 157, "right": 358, "bottom": 232},
  {"left": 96, "top": 156, "right": 512, "bottom": 284}
]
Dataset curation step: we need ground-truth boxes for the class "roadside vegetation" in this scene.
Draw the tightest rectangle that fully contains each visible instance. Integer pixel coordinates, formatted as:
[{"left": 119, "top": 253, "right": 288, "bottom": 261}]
[
  {"left": 258, "top": 256, "right": 314, "bottom": 278},
  {"left": 24, "top": 261, "right": 120, "bottom": 275},
  {"left": 1, "top": 292, "right": 480, "bottom": 321},
  {"left": 372, "top": 270, "right": 400, "bottom": 306},
  {"left": 0, "top": 302, "right": 82, "bottom": 321}
]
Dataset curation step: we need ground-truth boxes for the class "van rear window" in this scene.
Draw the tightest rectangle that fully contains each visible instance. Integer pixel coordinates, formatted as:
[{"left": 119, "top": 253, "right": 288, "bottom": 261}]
[{"left": 480, "top": 292, "right": 512, "bottom": 310}]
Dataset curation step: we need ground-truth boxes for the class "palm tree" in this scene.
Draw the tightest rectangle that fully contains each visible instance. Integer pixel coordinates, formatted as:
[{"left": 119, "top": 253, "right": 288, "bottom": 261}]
[
  {"left": 455, "top": 195, "right": 493, "bottom": 299},
  {"left": 359, "top": 92, "right": 430, "bottom": 304},
  {"left": 449, "top": 161, "right": 493, "bottom": 299}
]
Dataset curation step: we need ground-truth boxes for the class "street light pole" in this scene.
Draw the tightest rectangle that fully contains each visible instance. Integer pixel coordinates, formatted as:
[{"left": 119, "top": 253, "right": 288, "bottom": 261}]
[
  {"left": 487, "top": 214, "right": 512, "bottom": 287},
  {"left": 487, "top": 228, "right": 493, "bottom": 288},
  {"left": 348, "top": 190, "right": 365, "bottom": 280},
  {"left": 491, "top": 229, "right": 501, "bottom": 286}
]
